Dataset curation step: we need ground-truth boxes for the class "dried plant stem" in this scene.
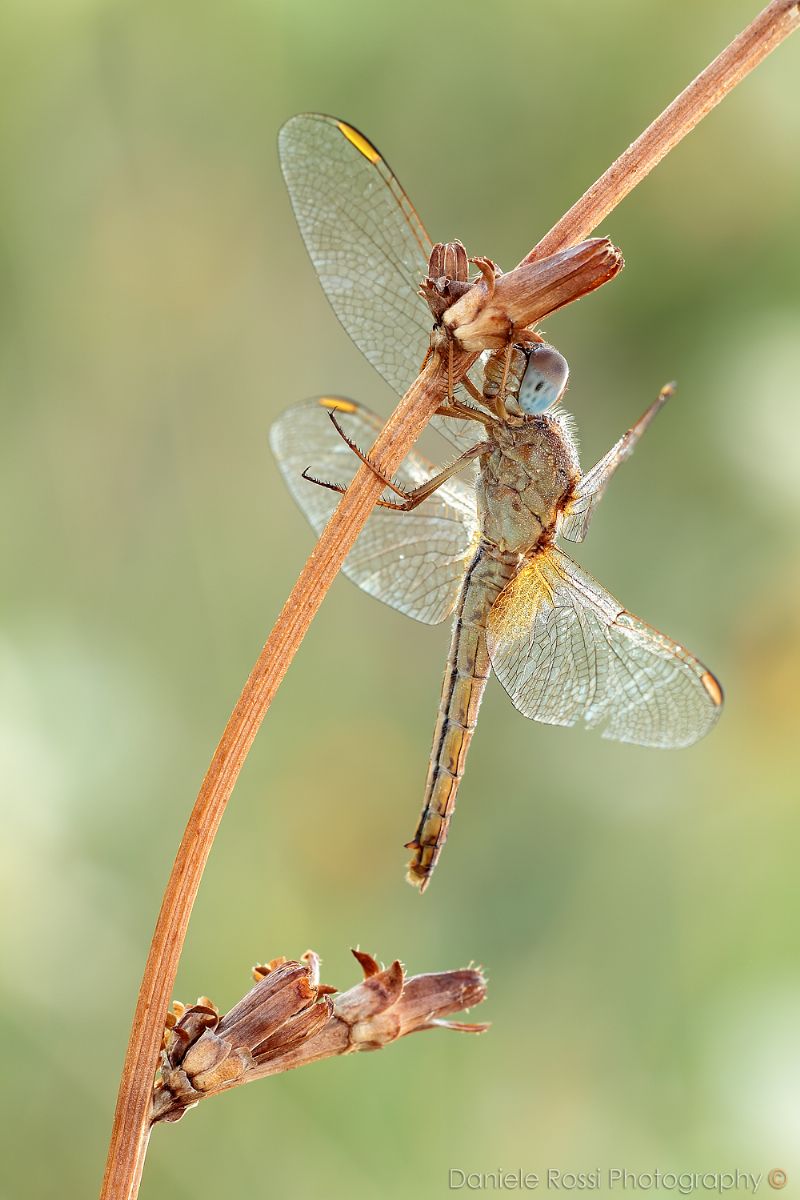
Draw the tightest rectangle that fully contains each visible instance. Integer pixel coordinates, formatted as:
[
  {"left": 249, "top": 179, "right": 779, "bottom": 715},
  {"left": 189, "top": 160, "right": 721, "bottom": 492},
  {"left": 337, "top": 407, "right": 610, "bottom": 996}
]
[
  {"left": 101, "top": 5, "right": 798, "bottom": 1198},
  {"left": 523, "top": 0, "right": 799, "bottom": 263},
  {"left": 100, "top": 348, "right": 471, "bottom": 1200}
]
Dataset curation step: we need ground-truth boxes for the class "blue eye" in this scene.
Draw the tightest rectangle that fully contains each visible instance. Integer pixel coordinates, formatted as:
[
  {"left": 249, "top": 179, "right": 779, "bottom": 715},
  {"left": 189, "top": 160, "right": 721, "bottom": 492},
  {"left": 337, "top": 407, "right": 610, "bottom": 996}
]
[{"left": 518, "top": 345, "right": 569, "bottom": 413}]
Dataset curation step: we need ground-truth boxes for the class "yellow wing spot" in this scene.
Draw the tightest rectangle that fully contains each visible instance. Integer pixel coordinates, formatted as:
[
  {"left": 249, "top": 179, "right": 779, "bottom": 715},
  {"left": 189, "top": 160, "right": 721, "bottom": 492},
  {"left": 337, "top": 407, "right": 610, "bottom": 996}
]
[
  {"left": 319, "top": 397, "right": 358, "bottom": 413},
  {"left": 530, "top": 558, "right": 555, "bottom": 607},
  {"left": 491, "top": 555, "right": 553, "bottom": 636},
  {"left": 701, "top": 670, "right": 724, "bottom": 707},
  {"left": 337, "top": 121, "right": 381, "bottom": 164}
]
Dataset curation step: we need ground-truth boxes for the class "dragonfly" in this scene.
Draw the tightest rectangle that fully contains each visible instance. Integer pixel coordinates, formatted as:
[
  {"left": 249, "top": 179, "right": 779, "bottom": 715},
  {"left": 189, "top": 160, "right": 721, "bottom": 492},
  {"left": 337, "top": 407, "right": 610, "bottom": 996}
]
[{"left": 271, "top": 113, "right": 723, "bottom": 891}]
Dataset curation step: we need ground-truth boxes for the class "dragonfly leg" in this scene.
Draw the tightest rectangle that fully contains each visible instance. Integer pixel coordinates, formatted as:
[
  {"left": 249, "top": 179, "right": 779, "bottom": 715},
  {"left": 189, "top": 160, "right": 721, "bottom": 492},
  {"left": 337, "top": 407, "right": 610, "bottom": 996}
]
[
  {"left": 304, "top": 415, "right": 488, "bottom": 513},
  {"left": 418, "top": 343, "right": 433, "bottom": 374},
  {"left": 301, "top": 443, "right": 486, "bottom": 513},
  {"left": 459, "top": 372, "right": 485, "bottom": 406},
  {"left": 443, "top": 340, "right": 497, "bottom": 423},
  {"left": 435, "top": 399, "right": 497, "bottom": 432},
  {"left": 326, "top": 409, "right": 408, "bottom": 497},
  {"left": 373, "top": 442, "right": 489, "bottom": 512},
  {"left": 300, "top": 467, "right": 411, "bottom": 511},
  {"left": 300, "top": 469, "right": 347, "bottom": 496},
  {"left": 492, "top": 342, "right": 514, "bottom": 419}
]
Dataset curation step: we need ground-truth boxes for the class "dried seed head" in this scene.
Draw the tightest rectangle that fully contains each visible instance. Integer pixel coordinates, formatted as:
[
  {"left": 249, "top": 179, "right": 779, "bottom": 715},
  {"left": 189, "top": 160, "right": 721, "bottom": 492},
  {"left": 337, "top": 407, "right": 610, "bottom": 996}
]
[
  {"left": 420, "top": 240, "right": 474, "bottom": 323},
  {"left": 443, "top": 238, "right": 624, "bottom": 351},
  {"left": 151, "top": 949, "right": 488, "bottom": 1125}
]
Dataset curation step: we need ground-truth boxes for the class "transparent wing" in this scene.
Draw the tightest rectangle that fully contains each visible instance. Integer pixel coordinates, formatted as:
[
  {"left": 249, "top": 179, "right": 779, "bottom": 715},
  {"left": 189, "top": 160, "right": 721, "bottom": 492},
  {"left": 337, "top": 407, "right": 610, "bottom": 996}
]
[
  {"left": 279, "top": 113, "right": 484, "bottom": 458},
  {"left": 279, "top": 113, "right": 434, "bottom": 399},
  {"left": 430, "top": 413, "right": 486, "bottom": 459},
  {"left": 559, "top": 386, "right": 672, "bottom": 543},
  {"left": 486, "top": 547, "right": 723, "bottom": 747},
  {"left": 558, "top": 471, "right": 603, "bottom": 544},
  {"left": 270, "top": 397, "right": 480, "bottom": 625}
]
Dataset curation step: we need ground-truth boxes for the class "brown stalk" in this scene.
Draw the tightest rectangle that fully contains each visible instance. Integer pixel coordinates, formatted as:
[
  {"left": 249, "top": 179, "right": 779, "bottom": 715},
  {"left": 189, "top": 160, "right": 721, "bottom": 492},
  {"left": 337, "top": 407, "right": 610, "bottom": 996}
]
[
  {"left": 151, "top": 949, "right": 488, "bottom": 1125},
  {"left": 523, "top": 0, "right": 800, "bottom": 261},
  {"left": 100, "top": 5, "right": 799, "bottom": 1198},
  {"left": 100, "top": 348, "right": 457, "bottom": 1200},
  {"left": 444, "top": 238, "right": 622, "bottom": 350},
  {"left": 100, "top": 247, "right": 611, "bottom": 1200}
]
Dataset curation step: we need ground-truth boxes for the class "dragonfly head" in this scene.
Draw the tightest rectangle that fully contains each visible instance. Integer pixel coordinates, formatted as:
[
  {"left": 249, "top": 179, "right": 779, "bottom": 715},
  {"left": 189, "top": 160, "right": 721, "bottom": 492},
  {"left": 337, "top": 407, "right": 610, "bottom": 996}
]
[{"left": 516, "top": 343, "right": 570, "bottom": 415}]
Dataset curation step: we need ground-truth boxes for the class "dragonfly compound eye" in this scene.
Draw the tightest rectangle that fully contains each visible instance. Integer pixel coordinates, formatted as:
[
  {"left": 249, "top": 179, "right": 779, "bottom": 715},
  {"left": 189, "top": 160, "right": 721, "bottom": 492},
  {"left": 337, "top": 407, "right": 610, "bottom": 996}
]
[{"left": 518, "top": 344, "right": 569, "bottom": 414}]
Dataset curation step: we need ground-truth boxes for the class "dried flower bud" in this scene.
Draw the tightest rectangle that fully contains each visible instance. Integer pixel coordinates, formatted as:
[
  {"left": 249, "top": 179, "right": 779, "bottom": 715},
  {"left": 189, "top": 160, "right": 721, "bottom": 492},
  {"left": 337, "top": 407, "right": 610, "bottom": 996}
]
[
  {"left": 420, "top": 240, "right": 473, "bottom": 323},
  {"left": 151, "top": 949, "right": 488, "bottom": 1124},
  {"left": 443, "top": 238, "right": 624, "bottom": 351}
]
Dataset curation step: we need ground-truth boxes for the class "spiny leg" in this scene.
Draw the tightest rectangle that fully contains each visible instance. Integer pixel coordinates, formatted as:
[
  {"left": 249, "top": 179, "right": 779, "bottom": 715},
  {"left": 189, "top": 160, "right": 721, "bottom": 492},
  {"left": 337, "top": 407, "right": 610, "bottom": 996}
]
[
  {"left": 303, "top": 414, "right": 488, "bottom": 513},
  {"left": 373, "top": 442, "right": 488, "bottom": 512},
  {"left": 437, "top": 344, "right": 497, "bottom": 426},
  {"left": 300, "top": 467, "right": 421, "bottom": 512},
  {"left": 438, "top": 336, "right": 501, "bottom": 429},
  {"left": 325, "top": 379, "right": 493, "bottom": 488},
  {"left": 514, "top": 326, "right": 545, "bottom": 348},
  {"left": 442, "top": 338, "right": 491, "bottom": 414},
  {"left": 301, "top": 466, "right": 415, "bottom": 510},
  {"left": 492, "top": 330, "right": 545, "bottom": 419},
  {"left": 325, "top": 409, "right": 407, "bottom": 497},
  {"left": 304, "top": 442, "right": 488, "bottom": 513},
  {"left": 492, "top": 342, "right": 514, "bottom": 420},
  {"left": 458, "top": 372, "right": 487, "bottom": 407},
  {"left": 435, "top": 398, "right": 497, "bottom": 432},
  {"left": 442, "top": 272, "right": 501, "bottom": 413}
]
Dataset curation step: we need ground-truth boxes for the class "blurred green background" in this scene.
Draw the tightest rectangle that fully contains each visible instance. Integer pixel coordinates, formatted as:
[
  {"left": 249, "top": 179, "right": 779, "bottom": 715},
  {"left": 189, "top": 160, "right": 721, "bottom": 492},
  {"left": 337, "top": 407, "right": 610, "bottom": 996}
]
[{"left": 2, "top": 1, "right": 799, "bottom": 1197}]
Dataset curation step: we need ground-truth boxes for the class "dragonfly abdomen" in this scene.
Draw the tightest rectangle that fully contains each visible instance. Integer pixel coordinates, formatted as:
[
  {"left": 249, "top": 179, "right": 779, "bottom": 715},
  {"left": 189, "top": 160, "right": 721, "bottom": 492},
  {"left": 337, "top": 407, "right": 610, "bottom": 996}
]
[{"left": 406, "top": 547, "right": 517, "bottom": 891}]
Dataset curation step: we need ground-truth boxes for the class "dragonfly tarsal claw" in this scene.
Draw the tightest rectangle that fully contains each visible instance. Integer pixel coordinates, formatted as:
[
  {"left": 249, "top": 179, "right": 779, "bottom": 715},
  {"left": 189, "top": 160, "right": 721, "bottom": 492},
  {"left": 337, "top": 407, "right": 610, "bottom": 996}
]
[
  {"left": 300, "top": 468, "right": 346, "bottom": 497},
  {"left": 326, "top": 409, "right": 407, "bottom": 497}
]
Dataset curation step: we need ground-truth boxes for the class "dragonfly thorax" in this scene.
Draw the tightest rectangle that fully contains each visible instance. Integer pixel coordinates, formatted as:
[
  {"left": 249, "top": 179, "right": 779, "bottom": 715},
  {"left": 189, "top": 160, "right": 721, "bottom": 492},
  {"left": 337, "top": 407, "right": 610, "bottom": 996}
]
[{"left": 477, "top": 414, "right": 581, "bottom": 555}]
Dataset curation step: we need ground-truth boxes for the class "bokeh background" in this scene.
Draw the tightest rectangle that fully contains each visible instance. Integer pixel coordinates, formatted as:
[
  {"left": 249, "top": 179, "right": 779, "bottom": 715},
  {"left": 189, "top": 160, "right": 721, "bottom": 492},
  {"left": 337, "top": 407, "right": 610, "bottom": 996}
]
[{"left": 2, "top": 2, "right": 799, "bottom": 1196}]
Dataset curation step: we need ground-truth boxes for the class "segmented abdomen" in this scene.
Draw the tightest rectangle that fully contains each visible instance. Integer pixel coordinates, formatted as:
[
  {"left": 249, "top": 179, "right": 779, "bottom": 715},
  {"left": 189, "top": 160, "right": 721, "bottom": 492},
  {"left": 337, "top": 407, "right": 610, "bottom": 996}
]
[{"left": 405, "top": 546, "right": 517, "bottom": 891}]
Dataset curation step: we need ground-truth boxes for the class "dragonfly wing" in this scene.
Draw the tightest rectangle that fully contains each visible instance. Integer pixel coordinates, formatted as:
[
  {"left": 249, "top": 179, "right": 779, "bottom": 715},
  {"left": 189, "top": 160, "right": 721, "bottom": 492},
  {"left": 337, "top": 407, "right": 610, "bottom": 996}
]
[
  {"left": 486, "top": 547, "right": 723, "bottom": 747},
  {"left": 281, "top": 115, "right": 492, "bottom": 460},
  {"left": 558, "top": 440, "right": 623, "bottom": 542},
  {"left": 560, "top": 387, "right": 672, "bottom": 543},
  {"left": 558, "top": 485, "right": 597, "bottom": 544},
  {"left": 270, "top": 397, "right": 480, "bottom": 625},
  {"left": 279, "top": 114, "right": 434, "bottom": 399},
  {"left": 429, "top": 414, "right": 486, "bottom": 459}
]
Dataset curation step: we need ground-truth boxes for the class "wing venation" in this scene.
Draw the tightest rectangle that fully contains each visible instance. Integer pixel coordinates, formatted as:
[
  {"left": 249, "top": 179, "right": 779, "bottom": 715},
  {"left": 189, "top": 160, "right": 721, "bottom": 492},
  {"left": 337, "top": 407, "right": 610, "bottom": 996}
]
[
  {"left": 270, "top": 397, "right": 479, "bottom": 625},
  {"left": 486, "top": 547, "right": 722, "bottom": 747}
]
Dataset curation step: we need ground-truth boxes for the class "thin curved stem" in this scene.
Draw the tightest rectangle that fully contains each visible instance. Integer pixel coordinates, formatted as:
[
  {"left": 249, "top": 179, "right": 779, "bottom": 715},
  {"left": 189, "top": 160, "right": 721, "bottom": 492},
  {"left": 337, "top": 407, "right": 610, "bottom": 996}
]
[
  {"left": 100, "top": 3, "right": 799, "bottom": 1196},
  {"left": 521, "top": 0, "right": 800, "bottom": 263},
  {"left": 100, "top": 348, "right": 469, "bottom": 1200}
]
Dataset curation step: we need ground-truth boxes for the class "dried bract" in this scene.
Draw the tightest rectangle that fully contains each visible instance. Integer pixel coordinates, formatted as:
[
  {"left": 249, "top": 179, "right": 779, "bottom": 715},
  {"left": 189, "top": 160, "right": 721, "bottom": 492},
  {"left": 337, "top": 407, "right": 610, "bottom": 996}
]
[
  {"left": 151, "top": 949, "right": 488, "bottom": 1124},
  {"left": 420, "top": 239, "right": 473, "bottom": 323},
  {"left": 443, "top": 238, "right": 624, "bottom": 351}
]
